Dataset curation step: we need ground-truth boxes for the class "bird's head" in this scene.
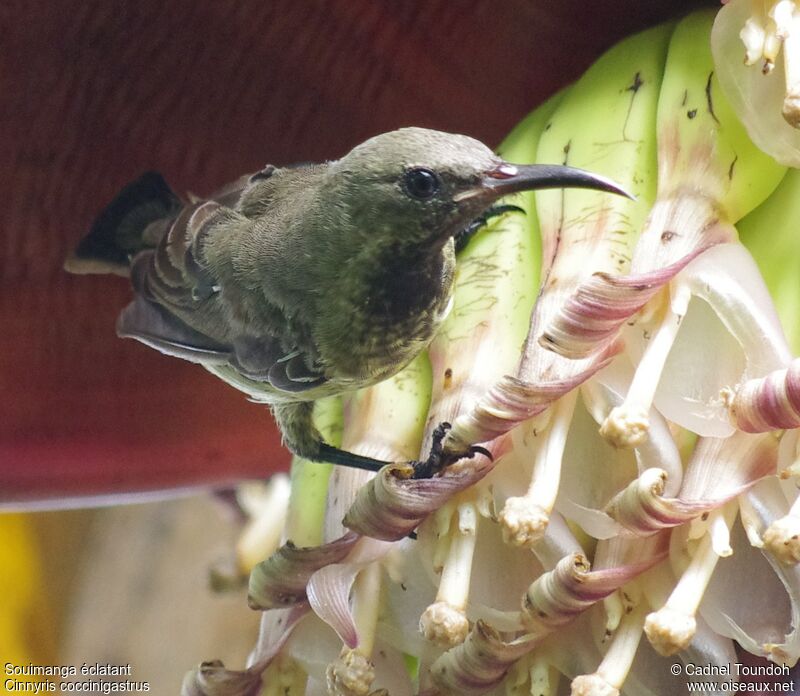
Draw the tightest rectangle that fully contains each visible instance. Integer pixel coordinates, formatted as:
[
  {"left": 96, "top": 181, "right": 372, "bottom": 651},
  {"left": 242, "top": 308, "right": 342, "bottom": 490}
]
[{"left": 325, "top": 127, "right": 629, "bottom": 250}]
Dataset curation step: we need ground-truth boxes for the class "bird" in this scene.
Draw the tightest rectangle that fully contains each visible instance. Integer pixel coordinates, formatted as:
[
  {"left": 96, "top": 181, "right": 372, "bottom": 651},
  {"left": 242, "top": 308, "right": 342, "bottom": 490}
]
[{"left": 65, "top": 127, "right": 628, "bottom": 477}]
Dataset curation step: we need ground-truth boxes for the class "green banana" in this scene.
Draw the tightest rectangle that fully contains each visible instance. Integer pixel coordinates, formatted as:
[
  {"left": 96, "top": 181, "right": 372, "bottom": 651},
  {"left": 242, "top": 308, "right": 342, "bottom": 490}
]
[
  {"left": 738, "top": 166, "right": 800, "bottom": 354},
  {"left": 653, "top": 10, "right": 786, "bottom": 226},
  {"left": 612, "top": 8, "right": 787, "bottom": 295},
  {"left": 491, "top": 21, "right": 672, "bottom": 548},
  {"left": 533, "top": 20, "right": 672, "bottom": 316},
  {"left": 445, "top": 20, "right": 674, "bottom": 462},
  {"left": 589, "top": 10, "right": 788, "bottom": 448}
]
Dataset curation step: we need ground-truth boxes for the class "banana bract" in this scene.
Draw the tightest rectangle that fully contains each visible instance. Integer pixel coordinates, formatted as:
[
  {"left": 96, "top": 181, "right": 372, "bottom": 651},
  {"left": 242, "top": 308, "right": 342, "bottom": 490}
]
[{"left": 183, "top": 9, "right": 800, "bottom": 696}]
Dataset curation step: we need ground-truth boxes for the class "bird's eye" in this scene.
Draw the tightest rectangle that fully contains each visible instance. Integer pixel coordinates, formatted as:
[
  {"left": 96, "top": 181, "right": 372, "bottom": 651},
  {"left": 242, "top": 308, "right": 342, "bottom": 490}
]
[{"left": 403, "top": 167, "right": 440, "bottom": 200}]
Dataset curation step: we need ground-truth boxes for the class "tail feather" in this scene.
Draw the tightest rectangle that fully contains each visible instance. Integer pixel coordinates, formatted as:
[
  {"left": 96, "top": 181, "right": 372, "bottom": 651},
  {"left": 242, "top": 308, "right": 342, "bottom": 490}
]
[{"left": 65, "top": 172, "right": 181, "bottom": 276}]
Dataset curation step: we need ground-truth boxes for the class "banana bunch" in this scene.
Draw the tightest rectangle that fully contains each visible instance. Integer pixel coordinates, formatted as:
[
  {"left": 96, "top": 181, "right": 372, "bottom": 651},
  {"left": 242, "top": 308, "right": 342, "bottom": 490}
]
[{"left": 185, "top": 9, "right": 800, "bottom": 696}]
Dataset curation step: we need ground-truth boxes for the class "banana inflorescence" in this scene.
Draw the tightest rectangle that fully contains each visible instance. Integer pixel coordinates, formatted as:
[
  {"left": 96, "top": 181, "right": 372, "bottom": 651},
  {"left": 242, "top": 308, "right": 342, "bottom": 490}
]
[{"left": 183, "top": 9, "right": 800, "bottom": 696}]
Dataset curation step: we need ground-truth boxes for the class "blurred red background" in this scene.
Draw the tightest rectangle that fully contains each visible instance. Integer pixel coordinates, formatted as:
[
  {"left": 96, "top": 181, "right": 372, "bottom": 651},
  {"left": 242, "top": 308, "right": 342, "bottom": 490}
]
[{"left": 0, "top": 0, "right": 705, "bottom": 505}]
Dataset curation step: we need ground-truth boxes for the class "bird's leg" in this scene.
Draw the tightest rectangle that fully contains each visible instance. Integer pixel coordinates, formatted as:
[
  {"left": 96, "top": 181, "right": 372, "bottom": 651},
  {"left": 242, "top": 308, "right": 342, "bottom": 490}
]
[
  {"left": 272, "top": 401, "right": 386, "bottom": 472},
  {"left": 273, "top": 404, "right": 490, "bottom": 476},
  {"left": 454, "top": 203, "right": 525, "bottom": 253},
  {"left": 315, "top": 443, "right": 386, "bottom": 472},
  {"left": 410, "top": 422, "right": 492, "bottom": 479},
  {"left": 317, "top": 424, "right": 492, "bottom": 477}
]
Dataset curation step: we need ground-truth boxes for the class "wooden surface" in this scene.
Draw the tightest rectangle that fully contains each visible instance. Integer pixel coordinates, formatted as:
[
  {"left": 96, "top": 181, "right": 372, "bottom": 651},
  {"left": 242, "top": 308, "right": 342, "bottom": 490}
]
[{"left": 0, "top": 0, "right": 705, "bottom": 502}]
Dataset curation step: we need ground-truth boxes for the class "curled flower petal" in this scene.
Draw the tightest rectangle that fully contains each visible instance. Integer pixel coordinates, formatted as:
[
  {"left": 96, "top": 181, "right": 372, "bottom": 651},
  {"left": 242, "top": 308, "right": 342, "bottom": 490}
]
[
  {"left": 342, "top": 463, "right": 493, "bottom": 541},
  {"left": 606, "top": 432, "right": 778, "bottom": 535},
  {"left": 539, "top": 246, "right": 711, "bottom": 361},
  {"left": 427, "top": 621, "right": 540, "bottom": 695},
  {"left": 181, "top": 660, "right": 265, "bottom": 696},
  {"left": 555, "top": 382, "right": 683, "bottom": 540},
  {"left": 248, "top": 532, "right": 360, "bottom": 610},
  {"left": 182, "top": 605, "right": 307, "bottom": 696},
  {"left": 730, "top": 358, "right": 800, "bottom": 432},
  {"left": 446, "top": 344, "right": 620, "bottom": 455},
  {"left": 523, "top": 541, "right": 667, "bottom": 635},
  {"left": 529, "top": 533, "right": 667, "bottom": 628}
]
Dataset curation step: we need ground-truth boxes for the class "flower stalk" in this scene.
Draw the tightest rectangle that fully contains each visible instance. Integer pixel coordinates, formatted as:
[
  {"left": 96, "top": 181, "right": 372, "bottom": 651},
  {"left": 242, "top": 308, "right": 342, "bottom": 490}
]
[
  {"left": 570, "top": 590, "right": 648, "bottom": 696},
  {"left": 644, "top": 504, "right": 737, "bottom": 656}
]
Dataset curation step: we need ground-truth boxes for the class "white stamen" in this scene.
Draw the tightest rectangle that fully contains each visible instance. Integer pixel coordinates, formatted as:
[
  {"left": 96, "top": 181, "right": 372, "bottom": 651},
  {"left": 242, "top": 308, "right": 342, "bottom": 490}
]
[
  {"left": 432, "top": 501, "right": 457, "bottom": 573},
  {"left": 741, "top": 15, "right": 767, "bottom": 65},
  {"left": 529, "top": 655, "right": 557, "bottom": 696},
  {"left": 603, "top": 591, "right": 625, "bottom": 637},
  {"left": 771, "top": 0, "right": 796, "bottom": 38},
  {"left": 710, "top": 505, "right": 734, "bottom": 557},
  {"left": 782, "top": 8, "right": 800, "bottom": 126},
  {"left": 505, "top": 653, "right": 558, "bottom": 696},
  {"left": 420, "top": 502, "right": 479, "bottom": 646},
  {"left": 764, "top": 16, "right": 783, "bottom": 71},
  {"left": 601, "top": 285, "right": 690, "bottom": 448},
  {"left": 475, "top": 485, "right": 495, "bottom": 520},
  {"left": 571, "top": 598, "right": 648, "bottom": 696},
  {"left": 738, "top": 494, "right": 766, "bottom": 548},
  {"left": 644, "top": 506, "right": 735, "bottom": 655},
  {"left": 499, "top": 392, "right": 577, "bottom": 547},
  {"left": 326, "top": 646, "right": 375, "bottom": 696},
  {"left": 352, "top": 562, "right": 383, "bottom": 655},
  {"left": 457, "top": 499, "right": 479, "bottom": 535},
  {"left": 687, "top": 512, "right": 711, "bottom": 541},
  {"left": 762, "top": 491, "right": 800, "bottom": 564}
]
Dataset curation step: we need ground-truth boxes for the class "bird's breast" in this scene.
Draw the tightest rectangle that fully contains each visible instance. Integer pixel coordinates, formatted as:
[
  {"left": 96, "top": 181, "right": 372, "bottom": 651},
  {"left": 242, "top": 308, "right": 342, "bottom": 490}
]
[{"left": 320, "top": 245, "right": 456, "bottom": 385}]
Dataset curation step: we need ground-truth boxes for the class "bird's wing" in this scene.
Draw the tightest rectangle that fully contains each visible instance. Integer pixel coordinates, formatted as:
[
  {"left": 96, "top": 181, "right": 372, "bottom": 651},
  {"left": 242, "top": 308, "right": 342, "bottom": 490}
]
[{"left": 119, "top": 198, "right": 329, "bottom": 393}]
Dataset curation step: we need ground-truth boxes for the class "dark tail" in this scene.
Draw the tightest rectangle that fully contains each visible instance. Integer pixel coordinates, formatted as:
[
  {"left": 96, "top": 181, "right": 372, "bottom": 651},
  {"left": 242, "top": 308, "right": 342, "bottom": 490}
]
[{"left": 65, "top": 172, "right": 182, "bottom": 276}]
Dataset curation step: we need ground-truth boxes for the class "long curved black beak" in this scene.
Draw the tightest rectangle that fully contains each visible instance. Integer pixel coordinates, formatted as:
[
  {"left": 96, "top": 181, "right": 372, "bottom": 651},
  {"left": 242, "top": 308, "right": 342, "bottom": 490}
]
[{"left": 454, "top": 163, "right": 634, "bottom": 202}]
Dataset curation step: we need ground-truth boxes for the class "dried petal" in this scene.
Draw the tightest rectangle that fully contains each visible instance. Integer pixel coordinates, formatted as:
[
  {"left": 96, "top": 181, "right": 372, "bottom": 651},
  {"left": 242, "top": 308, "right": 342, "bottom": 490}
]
[
  {"left": 248, "top": 532, "right": 360, "bottom": 610},
  {"left": 446, "top": 344, "right": 619, "bottom": 455}
]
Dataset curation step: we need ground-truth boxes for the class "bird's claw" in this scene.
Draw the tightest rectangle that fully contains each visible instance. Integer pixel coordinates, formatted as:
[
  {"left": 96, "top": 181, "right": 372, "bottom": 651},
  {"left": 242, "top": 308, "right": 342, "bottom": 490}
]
[{"left": 411, "top": 422, "right": 493, "bottom": 479}]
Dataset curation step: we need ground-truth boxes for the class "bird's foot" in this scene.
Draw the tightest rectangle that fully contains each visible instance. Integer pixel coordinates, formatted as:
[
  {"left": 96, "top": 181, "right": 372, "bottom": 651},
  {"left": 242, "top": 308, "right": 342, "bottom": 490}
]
[{"left": 411, "top": 422, "right": 493, "bottom": 479}]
